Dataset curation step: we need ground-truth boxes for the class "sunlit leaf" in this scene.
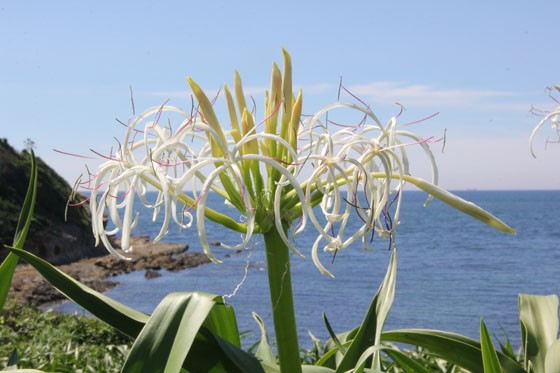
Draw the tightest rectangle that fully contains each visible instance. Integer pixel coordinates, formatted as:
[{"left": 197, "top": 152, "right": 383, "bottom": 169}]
[
  {"left": 402, "top": 174, "right": 515, "bottom": 234},
  {"left": 383, "top": 329, "right": 524, "bottom": 373},
  {"left": 335, "top": 249, "right": 397, "bottom": 372},
  {"left": 545, "top": 339, "right": 560, "bottom": 373},
  {"left": 122, "top": 292, "right": 263, "bottom": 373},
  {"left": 252, "top": 312, "right": 275, "bottom": 364},
  {"left": 519, "top": 293, "right": 559, "bottom": 372}
]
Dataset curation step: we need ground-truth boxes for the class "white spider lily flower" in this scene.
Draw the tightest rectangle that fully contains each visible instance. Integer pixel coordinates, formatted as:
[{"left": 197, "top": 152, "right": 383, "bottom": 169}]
[
  {"left": 530, "top": 103, "right": 560, "bottom": 157},
  {"left": 83, "top": 50, "right": 514, "bottom": 276}
]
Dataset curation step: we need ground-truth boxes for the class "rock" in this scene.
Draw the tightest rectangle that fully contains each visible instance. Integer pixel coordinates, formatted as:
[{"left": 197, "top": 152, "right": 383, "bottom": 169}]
[
  {"left": 145, "top": 270, "right": 161, "bottom": 279},
  {"left": 8, "top": 237, "right": 210, "bottom": 307}
]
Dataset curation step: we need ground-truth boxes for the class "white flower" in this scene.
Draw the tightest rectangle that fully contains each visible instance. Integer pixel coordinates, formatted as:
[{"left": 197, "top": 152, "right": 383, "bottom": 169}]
[
  {"left": 530, "top": 104, "right": 560, "bottom": 157},
  {"left": 82, "top": 51, "right": 513, "bottom": 276}
]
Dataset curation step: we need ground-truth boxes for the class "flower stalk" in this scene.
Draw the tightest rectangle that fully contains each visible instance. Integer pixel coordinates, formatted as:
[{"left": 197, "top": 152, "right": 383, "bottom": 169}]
[{"left": 263, "top": 225, "right": 301, "bottom": 373}]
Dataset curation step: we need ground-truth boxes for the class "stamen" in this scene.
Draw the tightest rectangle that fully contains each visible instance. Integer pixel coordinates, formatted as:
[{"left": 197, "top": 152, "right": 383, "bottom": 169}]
[
  {"left": 53, "top": 149, "right": 97, "bottom": 160},
  {"left": 399, "top": 112, "right": 440, "bottom": 127},
  {"left": 89, "top": 148, "right": 121, "bottom": 161}
]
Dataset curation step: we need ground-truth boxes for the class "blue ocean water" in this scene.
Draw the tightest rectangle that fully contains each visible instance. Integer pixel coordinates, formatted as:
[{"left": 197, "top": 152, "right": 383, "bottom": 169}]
[{"left": 55, "top": 190, "right": 560, "bottom": 350}]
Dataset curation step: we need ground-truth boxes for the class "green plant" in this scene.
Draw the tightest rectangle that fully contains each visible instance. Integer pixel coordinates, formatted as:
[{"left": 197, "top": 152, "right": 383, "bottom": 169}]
[
  {"left": 0, "top": 300, "right": 131, "bottom": 372},
  {"left": 1, "top": 52, "right": 526, "bottom": 372}
]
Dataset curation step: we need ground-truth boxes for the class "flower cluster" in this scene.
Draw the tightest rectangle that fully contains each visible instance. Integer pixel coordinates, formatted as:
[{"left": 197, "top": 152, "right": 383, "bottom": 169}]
[
  {"left": 530, "top": 86, "right": 560, "bottom": 157},
  {"left": 82, "top": 50, "right": 512, "bottom": 276}
]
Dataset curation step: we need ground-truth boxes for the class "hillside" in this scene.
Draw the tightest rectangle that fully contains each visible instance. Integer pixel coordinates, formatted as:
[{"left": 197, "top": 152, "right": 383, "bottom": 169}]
[{"left": 0, "top": 138, "right": 105, "bottom": 264}]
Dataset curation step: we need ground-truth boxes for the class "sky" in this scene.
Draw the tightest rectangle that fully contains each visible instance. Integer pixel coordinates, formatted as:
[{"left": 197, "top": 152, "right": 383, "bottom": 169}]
[{"left": 1, "top": 1, "right": 559, "bottom": 190}]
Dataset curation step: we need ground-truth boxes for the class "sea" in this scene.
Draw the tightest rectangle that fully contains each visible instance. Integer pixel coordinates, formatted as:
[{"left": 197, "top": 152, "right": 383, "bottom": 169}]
[{"left": 54, "top": 190, "right": 560, "bottom": 350}]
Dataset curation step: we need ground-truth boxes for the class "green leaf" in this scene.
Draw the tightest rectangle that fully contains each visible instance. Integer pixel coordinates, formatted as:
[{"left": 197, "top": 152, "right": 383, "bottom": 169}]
[
  {"left": 260, "top": 361, "right": 335, "bottom": 373},
  {"left": 498, "top": 335, "right": 518, "bottom": 361},
  {"left": 480, "top": 318, "right": 503, "bottom": 373},
  {"left": 12, "top": 150, "right": 38, "bottom": 249},
  {"left": 0, "top": 150, "right": 37, "bottom": 310},
  {"left": 252, "top": 312, "right": 275, "bottom": 364},
  {"left": 382, "top": 329, "right": 525, "bottom": 373},
  {"left": 314, "top": 348, "right": 338, "bottom": 368},
  {"left": 402, "top": 174, "right": 515, "bottom": 234},
  {"left": 335, "top": 249, "right": 397, "bottom": 373},
  {"left": 0, "top": 253, "right": 19, "bottom": 311},
  {"left": 260, "top": 360, "right": 281, "bottom": 373},
  {"left": 4, "top": 245, "right": 148, "bottom": 338},
  {"left": 202, "top": 296, "right": 241, "bottom": 347},
  {"left": 323, "top": 313, "right": 346, "bottom": 355},
  {"left": 122, "top": 292, "right": 262, "bottom": 373},
  {"left": 301, "top": 366, "right": 335, "bottom": 373},
  {"left": 383, "top": 347, "right": 430, "bottom": 373},
  {"left": 204, "top": 330, "right": 264, "bottom": 373},
  {"left": 545, "top": 339, "right": 560, "bottom": 373},
  {"left": 519, "top": 293, "right": 559, "bottom": 372},
  {"left": 352, "top": 345, "right": 381, "bottom": 372},
  {"left": 7, "top": 348, "right": 18, "bottom": 368}
]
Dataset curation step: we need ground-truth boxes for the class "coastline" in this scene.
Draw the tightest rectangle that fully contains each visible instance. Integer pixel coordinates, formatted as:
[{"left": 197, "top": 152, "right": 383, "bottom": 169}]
[{"left": 8, "top": 236, "right": 211, "bottom": 307}]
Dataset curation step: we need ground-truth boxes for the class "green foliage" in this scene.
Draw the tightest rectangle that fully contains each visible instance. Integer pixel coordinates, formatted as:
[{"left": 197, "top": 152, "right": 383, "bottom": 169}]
[
  {"left": 0, "top": 147, "right": 37, "bottom": 310},
  {"left": 0, "top": 300, "right": 131, "bottom": 372}
]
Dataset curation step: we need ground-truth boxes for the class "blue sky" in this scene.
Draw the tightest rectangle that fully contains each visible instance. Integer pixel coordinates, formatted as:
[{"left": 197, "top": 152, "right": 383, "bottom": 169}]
[{"left": 1, "top": 1, "right": 559, "bottom": 190}]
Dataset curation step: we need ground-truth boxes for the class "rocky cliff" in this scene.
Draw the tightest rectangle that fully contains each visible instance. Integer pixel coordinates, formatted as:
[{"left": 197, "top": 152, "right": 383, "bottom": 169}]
[{"left": 0, "top": 138, "right": 105, "bottom": 264}]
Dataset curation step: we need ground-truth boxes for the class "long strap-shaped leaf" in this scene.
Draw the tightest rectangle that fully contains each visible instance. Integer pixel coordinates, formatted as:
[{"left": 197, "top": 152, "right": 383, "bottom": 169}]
[
  {"left": 382, "top": 329, "right": 525, "bottom": 373},
  {"left": 480, "top": 318, "right": 503, "bottom": 373},
  {"left": 545, "top": 339, "right": 560, "bottom": 373},
  {"left": 0, "top": 150, "right": 37, "bottom": 310},
  {"left": 335, "top": 249, "right": 397, "bottom": 372},
  {"left": 383, "top": 348, "right": 430, "bottom": 373},
  {"left": 122, "top": 292, "right": 263, "bottom": 373},
  {"left": 4, "top": 245, "right": 149, "bottom": 337},
  {"left": 519, "top": 293, "right": 559, "bottom": 372},
  {"left": 252, "top": 312, "right": 275, "bottom": 364}
]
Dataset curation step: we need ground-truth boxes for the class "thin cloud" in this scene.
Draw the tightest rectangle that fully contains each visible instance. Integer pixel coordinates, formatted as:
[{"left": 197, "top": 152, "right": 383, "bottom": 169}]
[
  {"left": 147, "top": 85, "right": 269, "bottom": 100},
  {"left": 346, "top": 81, "right": 523, "bottom": 110},
  {"left": 145, "top": 81, "right": 528, "bottom": 112}
]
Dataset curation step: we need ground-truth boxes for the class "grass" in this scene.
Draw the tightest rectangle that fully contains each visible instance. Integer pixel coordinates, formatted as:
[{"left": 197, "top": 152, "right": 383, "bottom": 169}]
[{"left": 0, "top": 300, "right": 132, "bottom": 372}]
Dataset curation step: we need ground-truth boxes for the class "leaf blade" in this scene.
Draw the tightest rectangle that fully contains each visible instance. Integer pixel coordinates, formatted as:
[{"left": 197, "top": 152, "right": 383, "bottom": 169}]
[
  {"left": 122, "top": 292, "right": 263, "bottom": 373},
  {"left": 480, "top": 318, "right": 503, "bottom": 373},
  {"left": 519, "top": 293, "right": 559, "bottom": 372},
  {"left": 4, "top": 245, "right": 148, "bottom": 337},
  {"left": 0, "top": 150, "right": 37, "bottom": 310},
  {"left": 335, "top": 249, "right": 397, "bottom": 372},
  {"left": 382, "top": 329, "right": 524, "bottom": 373}
]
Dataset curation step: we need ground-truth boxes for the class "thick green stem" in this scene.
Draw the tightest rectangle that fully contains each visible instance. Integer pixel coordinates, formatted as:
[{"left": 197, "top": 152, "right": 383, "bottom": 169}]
[{"left": 263, "top": 227, "right": 302, "bottom": 373}]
